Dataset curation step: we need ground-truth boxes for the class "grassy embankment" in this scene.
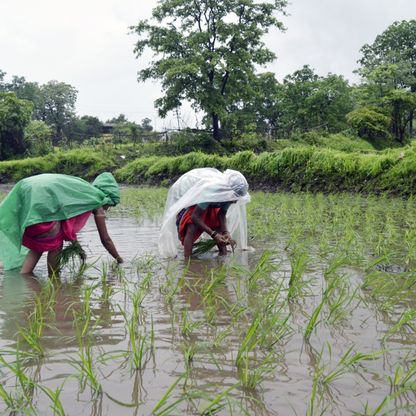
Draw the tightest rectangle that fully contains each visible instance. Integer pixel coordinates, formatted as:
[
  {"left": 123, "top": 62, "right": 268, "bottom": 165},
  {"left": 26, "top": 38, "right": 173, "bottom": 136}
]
[
  {"left": 1, "top": 136, "right": 415, "bottom": 195},
  {"left": 116, "top": 144, "right": 416, "bottom": 195}
]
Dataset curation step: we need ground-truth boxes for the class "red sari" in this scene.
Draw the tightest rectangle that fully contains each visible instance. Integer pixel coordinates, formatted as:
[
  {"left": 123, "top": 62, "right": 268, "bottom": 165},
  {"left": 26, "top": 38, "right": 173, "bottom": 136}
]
[
  {"left": 22, "top": 211, "right": 92, "bottom": 252},
  {"left": 177, "top": 206, "right": 221, "bottom": 244}
]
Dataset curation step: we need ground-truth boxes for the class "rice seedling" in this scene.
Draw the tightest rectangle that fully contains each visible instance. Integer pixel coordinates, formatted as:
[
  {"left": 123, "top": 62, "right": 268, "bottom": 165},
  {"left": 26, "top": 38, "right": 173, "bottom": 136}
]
[
  {"left": 39, "top": 383, "right": 66, "bottom": 416},
  {"left": 192, "top": 238, "right": 217, "bottom": 255},
  {"left": 99, "top": 262, "right": 114, "bottom": 302},
  {"left": 129, "top": 271, "right": 153, "bottom": 320},
  {"left": 201, "top": 266, "right": 227, "bottom": 300},
  {"left": 306, "top": 367, "right": 326, "bottom": 416},
  {"left": 212, "top": 327, "right": 232, "bottom": 349},
  {"left": 15, "top": 287, "right": 56, "bottom": 357},
  {"left": 383, "top": 309, "right": 416, "bottom": 341},
  {"left": 0, "top": 353, "right": 36, "bottom": 412},
  {"left": 320, "top": 344, "right": 385, "bottom": 386},
  {"left": 199, "top": 383, "right": 240, "bottom": 415},
  {"left": 181, "top": 342, "right": 197, "bottom": 370},
  {"left": 326, "top": 276, "right": 358, "bottom": 324},
  {"left": 304, "top": 289, "right": 331, "bottom": 341},
  {"left": 151, "top": 372, "right": 188, "bottom": 415},
  {"left": 235, "top": 314, "right": 263, "bottom": 369},
  {"left": 323, "top": 254, "right": 351, "bottom": 280},
  {"left": 247, "top": 251, "right": 275, "bottom": 290},
  {"left": 160, "top": 264, "right": 187, "bottom": 305},
  {"left": 389, "top": 360, "right": 416, "bottom": 390},
  {"left": 118, "top": 305, "right": 151, "bottom": 371},
  {"left": 58, "top": 240, "right": 87, "bottom": 275},
  {"left": 70, "top": 338, "right": 102, "bottom": 396},
  {"left": 133, "top": 253, "right": 159, "bottom": 274},
  {"left": 180, "top": 308, "right": 202, "bottom": 338},
  {"left": 238, "top": 351, "right": 275, "bottom": 391},
  {"left": 288, "top": 248, "right": 309, "bottom": 300},
  {"left": 70, "top": 286, "right": 97, "bottom": 338}
]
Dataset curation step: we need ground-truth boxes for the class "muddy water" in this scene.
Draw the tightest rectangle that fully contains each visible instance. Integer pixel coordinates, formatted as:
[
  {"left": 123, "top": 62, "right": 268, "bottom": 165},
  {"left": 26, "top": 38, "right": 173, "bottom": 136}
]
[{"left": 0, "top": 191, "right": 416, "bottom": 415}]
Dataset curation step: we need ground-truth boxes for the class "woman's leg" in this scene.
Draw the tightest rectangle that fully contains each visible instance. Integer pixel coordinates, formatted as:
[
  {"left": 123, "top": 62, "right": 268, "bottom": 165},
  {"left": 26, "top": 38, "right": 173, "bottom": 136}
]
[
  {"left": 21, "top": 250, "right": 43, "bottom": 274},
  {"left": 183, "top": 224, "right": 197, "bottom": 260},
  {"left": 47, "top": 243, "right": 63, "bottom": 277}
]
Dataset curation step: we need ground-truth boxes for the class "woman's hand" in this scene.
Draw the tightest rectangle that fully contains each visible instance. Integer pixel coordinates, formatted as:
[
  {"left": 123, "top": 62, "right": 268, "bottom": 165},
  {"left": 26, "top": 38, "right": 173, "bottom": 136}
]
[
  {"left": 221, "top": 231, "right": 232, "bottom": 243},
  {"left": 213, "top": 232, "right": 228, "bottom": 245},
  {"left": 116, "top": 256, "right": 123, "bottom": 264}
]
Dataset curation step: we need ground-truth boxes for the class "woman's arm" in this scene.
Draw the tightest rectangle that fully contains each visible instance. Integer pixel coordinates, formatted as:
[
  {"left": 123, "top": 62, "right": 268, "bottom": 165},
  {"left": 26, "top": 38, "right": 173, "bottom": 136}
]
[
  {"left": 191, "top": 206, "right": 227, "bottom": 244},
  {"left": 93, "top": 208, "right": 123, "bottom": 263}
]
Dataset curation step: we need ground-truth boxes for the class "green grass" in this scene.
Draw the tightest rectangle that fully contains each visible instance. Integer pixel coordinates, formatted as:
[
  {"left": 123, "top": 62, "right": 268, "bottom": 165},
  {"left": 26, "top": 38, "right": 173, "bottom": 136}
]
[
  {"left": 1, "top": 136, "right": 415, "bottom": 195},
  {"left": 113, "top": 142, "right": 416, "bottom": 195}
]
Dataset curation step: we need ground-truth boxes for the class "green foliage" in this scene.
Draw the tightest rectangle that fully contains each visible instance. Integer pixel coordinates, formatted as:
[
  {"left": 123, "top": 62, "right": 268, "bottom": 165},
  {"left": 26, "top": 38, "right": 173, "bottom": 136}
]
[
  {"left": 358, "top": 20, "right": 416, "bottom": 92},
  {"left": 132, "top": 0, "right": 287, "bottom": 140},
  {"left": 292, "top": 132, "right": 376, "bottom": 152},
  {"left": 115, "top": 144, "right": 416, "bottom": 195},
  {"left": 64, "top": 115, "right": 103, "bottom": 143},
  {"left": 0, "top": 92, "right": 33, "bottom": 160},
  {"left": 357, "top": 20, "right": 416, "bottom": 142},
  {"left": 346, "top": 106, "right": 391, "bottom": 142},
  {"left": 41, "top": 81, "right": 77, "bottom": 143},
  {"left": 24, "top": 120, "right": 53, "bottom": 156},
  {"left": 278, "top": 65, "right": 354, "bottom": 136},
  {"left": 0, "top": 148, "right": 117, "bottom": 182}
]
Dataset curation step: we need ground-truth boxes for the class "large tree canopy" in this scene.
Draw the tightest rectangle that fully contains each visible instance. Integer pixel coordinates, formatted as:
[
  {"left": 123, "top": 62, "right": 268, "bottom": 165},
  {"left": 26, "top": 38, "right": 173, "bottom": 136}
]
[
  {"left": 40, "top": 81, "right": 78, "bottom": 143},
  {"left": 132, "top": 0, "right": 287, "bottom": 140},
  {"left": 357, "top": 20, "right": 416, "bottom": 141},
  {"left": 0, "top": 92, "right": 33, "bottom": 160},
  {"left": 358, "top": 20, "right": 416, "bottom": 92}
]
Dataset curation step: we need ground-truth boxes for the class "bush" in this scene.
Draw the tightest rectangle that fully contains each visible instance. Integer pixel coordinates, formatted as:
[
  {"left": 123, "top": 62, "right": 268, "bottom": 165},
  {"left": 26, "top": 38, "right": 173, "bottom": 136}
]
[
  {"left": 346, "top": 107, "right": 391, "bottom": 142},
  {"left": 114, "top": 146, "right": 416, "bottom": 195},
  {"left": 0, "top": 148, "right": 117, "bottom": 183},
  {"left": 24, "top": 120, "right": 53, "bottom": 156}
]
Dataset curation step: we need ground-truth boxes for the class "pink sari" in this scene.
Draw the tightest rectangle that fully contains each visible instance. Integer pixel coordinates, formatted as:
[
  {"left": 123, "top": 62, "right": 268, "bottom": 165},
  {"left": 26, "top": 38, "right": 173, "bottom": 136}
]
[{"left": 22, "top": 211, "right": 92, "bottom": 252}]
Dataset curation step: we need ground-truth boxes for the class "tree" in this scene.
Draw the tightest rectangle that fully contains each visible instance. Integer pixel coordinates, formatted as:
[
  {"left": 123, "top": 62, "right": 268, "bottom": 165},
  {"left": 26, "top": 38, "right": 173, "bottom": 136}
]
[
  {"left": 141, "top": 117, "right": 153, "bottom": 132},
  {"left": 0, "top": 92, "right": 33, "bottom": 160},
  {"left": 346, "top": 107, "right": 390, "bottom": 142},
  {"left": 358, "top": 20, "right": 416, "bottom": 136},
  {"left": 40, "top": 81, "right": 78, "bottom": 144},
  {"left": 220, "top": 72, "right": 283, "bottom": 136},
  {"left": 24, "top": 120, "right": 53, "bottom": 156},
  {"left": 358, "top": 20, "right": 416, "bottom": 89},
  {"left": 132, "top": 0, "right": 287, "bottom": 140},
  {"left": 107, "top": 114, "right": 129, "bottom": 124},
  {"left": 5, "top": 76, "right": 43, "bottom": 116},
  {"left": 383, "top": 89, "right": 416, "bottom": 143},
  {"left": 0, "top": 70, "right": 6, "bottom": 91},
  {"left": 278, "top": 66, "right": 354, "bottom": 136}
]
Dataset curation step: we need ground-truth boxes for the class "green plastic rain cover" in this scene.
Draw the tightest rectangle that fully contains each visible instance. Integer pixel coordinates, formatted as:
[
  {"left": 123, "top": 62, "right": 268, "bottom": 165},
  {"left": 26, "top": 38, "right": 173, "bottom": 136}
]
[{"left": 0, "top": 172, "right": 120, "bottom": 270}]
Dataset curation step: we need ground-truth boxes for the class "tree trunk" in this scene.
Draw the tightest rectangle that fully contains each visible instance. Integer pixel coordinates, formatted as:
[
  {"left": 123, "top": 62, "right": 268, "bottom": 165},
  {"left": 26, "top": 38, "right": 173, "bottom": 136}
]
[{"left": 212, "top": 113, "right": 221, "bottom": 141}]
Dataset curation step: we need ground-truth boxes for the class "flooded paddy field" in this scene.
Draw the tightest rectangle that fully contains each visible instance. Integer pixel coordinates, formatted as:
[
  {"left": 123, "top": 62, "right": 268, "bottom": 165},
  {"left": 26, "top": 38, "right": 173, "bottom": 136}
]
[{"left": 1, "top": 187, "right": 416, "bottom": 415}]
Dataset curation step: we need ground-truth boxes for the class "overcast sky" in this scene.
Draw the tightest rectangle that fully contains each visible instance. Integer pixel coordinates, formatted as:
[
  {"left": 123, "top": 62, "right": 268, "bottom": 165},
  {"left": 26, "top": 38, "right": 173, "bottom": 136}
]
[{"left": 1, "top": 0, "right": 415, "bottom": 129}]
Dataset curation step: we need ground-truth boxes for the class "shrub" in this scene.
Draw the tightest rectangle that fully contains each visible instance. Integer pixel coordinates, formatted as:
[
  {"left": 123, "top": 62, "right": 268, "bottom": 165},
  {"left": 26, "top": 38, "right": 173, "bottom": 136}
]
[{"left": 346, "top": 107, "right": 391, "bottom": 142}]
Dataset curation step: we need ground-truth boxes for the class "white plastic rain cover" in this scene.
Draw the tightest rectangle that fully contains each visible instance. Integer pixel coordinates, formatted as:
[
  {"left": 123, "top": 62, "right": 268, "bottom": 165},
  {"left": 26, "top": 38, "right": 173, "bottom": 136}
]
[{"left": 158, "top": 168, "right": 251, "bottom": 257}]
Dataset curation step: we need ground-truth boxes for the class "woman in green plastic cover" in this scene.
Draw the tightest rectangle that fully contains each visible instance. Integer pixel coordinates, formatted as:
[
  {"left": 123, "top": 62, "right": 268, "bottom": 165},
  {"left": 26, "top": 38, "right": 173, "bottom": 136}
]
[{"left": 0, "top": 172, "right": 123, "bottom": 275}]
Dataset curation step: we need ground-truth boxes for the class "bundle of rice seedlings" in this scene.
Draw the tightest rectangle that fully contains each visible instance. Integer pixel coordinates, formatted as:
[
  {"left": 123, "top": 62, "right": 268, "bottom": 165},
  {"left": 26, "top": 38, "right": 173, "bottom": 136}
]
[
  {"left": 192, "top": 238, "right": 237, "bottom": 255},
  {"left": 58, "top": 240, "right": 87, "bottom": 269},
  {"left": 192, "top": 239, "right": 217, "bottom": 255}
]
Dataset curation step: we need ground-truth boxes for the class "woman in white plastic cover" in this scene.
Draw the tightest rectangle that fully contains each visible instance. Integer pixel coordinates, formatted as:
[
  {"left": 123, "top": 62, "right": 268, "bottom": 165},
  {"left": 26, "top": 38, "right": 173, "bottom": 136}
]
[{"left": 158, "top": 168, "right": 250, "bottom": 259}]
